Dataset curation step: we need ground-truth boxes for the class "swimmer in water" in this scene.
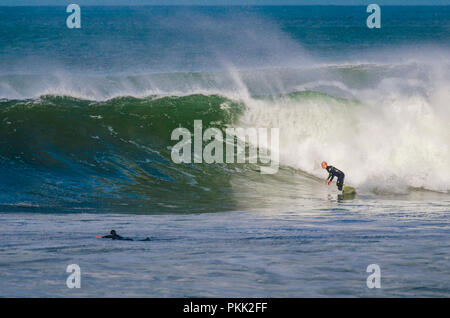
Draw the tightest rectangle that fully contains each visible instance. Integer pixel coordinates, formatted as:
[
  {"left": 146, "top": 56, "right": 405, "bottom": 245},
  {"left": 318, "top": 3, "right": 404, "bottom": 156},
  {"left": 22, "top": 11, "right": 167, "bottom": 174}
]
[{"left": 98, "top": 230, "right": 150, "bottom": 241}]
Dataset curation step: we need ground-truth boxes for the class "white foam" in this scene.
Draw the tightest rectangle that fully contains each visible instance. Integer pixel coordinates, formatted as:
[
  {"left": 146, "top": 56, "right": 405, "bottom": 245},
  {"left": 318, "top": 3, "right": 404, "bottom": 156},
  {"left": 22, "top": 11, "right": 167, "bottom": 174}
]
[{"left": 234, "top": 63, "right": 450, "bottom": 193}]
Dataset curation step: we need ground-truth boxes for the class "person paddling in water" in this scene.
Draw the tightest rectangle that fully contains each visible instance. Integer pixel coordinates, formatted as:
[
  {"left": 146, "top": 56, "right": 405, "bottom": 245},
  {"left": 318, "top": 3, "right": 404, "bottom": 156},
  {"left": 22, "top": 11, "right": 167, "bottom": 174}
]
[
  {"left": 98, "top": 230, "right": 150, "bottom": 241},
  {"left": 321, "top": 161, "right": 345, "bottom": 191},
  {"left": 100, "top": 230, "right": 132, "bottom": 240}
]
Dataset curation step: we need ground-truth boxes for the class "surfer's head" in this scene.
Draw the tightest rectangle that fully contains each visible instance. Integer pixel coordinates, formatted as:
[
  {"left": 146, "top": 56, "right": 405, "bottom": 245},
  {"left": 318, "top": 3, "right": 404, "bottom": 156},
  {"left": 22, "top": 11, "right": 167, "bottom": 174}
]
[
  {"left": 110, "top": 230, "right": 116, "bottom": 235},
  {"left": 321, "top": 161, "right": 327, "bottom": 169}
]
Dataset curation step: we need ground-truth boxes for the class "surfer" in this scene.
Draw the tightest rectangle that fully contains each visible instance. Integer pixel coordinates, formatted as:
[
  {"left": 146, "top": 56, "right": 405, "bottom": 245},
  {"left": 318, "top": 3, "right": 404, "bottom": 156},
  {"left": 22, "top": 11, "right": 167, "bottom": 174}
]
[
  {"left": 99, "top": 230, "right": 132, "bottom": 240},
  {"left": 98, "top": 230, "right": 150, "bottom": 241},
  {"left": 321, "top": 161, "right": 345, "bottom": 191}
]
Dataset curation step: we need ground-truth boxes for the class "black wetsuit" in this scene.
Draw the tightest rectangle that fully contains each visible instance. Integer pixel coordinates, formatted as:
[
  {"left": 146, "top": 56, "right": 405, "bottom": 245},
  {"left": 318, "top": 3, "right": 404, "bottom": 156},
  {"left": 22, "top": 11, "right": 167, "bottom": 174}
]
[
  {"left": 326, "top": 166, "right": 345, "bottom": 191},
  {"left": 101, "top": 232, "right": 151, "bottom": 241},
  {"left": 102, "top": 233, "right": 133, "bottom": 240}
]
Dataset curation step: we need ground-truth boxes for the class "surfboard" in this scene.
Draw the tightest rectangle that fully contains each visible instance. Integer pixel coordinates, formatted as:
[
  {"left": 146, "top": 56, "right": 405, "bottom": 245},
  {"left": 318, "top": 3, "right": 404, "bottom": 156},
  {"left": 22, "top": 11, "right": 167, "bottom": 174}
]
[{"left": 342, "top": 184, "right": 356, "bottom": 195}]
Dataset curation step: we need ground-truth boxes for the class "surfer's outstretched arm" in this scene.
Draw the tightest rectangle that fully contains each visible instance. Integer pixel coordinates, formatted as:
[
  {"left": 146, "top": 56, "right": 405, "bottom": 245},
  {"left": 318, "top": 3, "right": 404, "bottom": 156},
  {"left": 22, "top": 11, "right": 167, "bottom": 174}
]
[
  {"left": 327, "top": 173, "right": 334, "bottom": 182},
  {"left": 98, "top": 230, "right": 127, "bottom": 240}
]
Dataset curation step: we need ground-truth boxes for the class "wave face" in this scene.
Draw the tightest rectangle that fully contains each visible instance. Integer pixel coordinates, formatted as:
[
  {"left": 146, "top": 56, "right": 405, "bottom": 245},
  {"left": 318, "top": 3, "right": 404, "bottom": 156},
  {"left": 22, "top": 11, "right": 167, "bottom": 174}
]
[
  {"left": 0, "top": 6, "right": 449, "bottom": 212},
  {"left": 0, "top": 95, "right": 249, "bottom": 213}
]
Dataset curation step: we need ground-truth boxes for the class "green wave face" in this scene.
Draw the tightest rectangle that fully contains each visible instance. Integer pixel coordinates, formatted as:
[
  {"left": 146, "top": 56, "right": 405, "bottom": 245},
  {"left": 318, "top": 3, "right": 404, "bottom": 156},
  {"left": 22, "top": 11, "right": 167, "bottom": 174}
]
[{"left": 0, "top": 94, "right": 255, "bottom": 213}]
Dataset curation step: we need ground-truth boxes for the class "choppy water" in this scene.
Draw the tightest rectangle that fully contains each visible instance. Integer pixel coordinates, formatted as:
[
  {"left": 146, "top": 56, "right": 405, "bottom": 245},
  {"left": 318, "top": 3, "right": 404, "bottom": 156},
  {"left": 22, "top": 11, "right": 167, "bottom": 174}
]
[
  {"left": 1, "top": 202, "right": 449, "bottom": 297},
  {"left": 0, "top": 6, "right": 449, "bottom": 297}
]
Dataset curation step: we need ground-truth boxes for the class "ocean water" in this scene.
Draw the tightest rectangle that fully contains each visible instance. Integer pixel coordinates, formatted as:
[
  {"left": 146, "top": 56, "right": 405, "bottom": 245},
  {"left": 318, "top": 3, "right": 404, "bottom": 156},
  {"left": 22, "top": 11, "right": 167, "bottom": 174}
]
[{"left": 0, "top": 6, "right": 449, "bottom": 297}]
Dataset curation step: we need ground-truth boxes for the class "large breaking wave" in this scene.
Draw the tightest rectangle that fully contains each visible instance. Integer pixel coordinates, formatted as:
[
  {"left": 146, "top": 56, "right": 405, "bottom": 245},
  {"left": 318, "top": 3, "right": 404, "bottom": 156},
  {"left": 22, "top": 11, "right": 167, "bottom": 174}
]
[
  {"left": 0, "top": 60, "right": 449, "bottom": 213},
  {"left": 1, "top": 4, "right": 449, "bottom": 212}
]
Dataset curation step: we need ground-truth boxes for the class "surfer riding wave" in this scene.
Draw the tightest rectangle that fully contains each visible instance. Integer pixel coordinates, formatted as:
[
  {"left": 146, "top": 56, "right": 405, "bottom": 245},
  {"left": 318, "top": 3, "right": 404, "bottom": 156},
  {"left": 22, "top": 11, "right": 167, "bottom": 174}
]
[{"left": 322, "top": 161, "right": 345, "bottom": 191}]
